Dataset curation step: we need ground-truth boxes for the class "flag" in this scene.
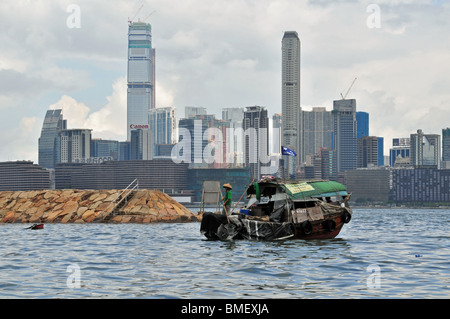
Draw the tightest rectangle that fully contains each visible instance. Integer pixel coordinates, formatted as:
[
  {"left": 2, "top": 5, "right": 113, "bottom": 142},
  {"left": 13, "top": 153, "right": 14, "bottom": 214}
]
[{"left": 281, "top": 146, "right": 297, "bottom": 156}]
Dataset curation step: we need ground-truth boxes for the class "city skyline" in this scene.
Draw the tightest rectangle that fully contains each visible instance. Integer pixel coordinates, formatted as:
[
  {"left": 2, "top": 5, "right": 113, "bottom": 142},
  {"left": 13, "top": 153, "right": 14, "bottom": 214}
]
[{"left": 1, "top": 0, "right": 450, "bottom": 163}]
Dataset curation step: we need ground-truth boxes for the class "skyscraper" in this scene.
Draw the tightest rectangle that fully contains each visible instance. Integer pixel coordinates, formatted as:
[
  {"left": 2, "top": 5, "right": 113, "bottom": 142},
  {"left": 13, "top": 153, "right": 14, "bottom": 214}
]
[
  {"left": 130, "top": 129, "right": 153, "bottom": 160},
  {"left": 38, "top": 109, "right": 66, "bottom": 169},
  {"left": 357, "top": 136, "right": 379, "bottom": 168},
  {"left": 149, "top": 107, "right": 176, "bottom": 146},
  {"left": 281, "top": 31, "right": 301, "bottom": 178},
  {"left": 223, "top": 107, "right": 244, "bottom": 167},
  {"left": 58, "top": 129, "right": 92, "bottom": 163},
  {"left": 299, "top": 107, "right": 333, "bottom": 163},
  {"left": 243, "top": 106, "right": 269, "bottom": 179},
  {"left": 410, "top": 129, "right": 441, "bottom": 169},
  {"left": 443, "top": 128, "right": 450, "bottom": 162},
  {"left": 332, "top": 99, "right": 358, "bottom": 172},
  {"left": 127, "top": 21, "right": 155, "bottom": 139},
  {"left": 356, "top": 112, "right": 369, "bottom": 139}
]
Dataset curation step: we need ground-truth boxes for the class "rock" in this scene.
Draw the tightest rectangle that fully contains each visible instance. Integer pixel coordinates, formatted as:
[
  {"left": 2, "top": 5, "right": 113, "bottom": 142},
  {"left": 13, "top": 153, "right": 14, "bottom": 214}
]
[
  {"left": 3, "top": 211, "right": 15, "bottom": 223},
  {"left": 47, "top": 210, "right": 63, "bottom": 222},
  {"left": 76, "top": 207, "right": 88, "bottom": 217},
  {"left": 81, "top": 210, "right": 95, "bottom": 221},
  {"left": 61, "top": 212, "right": 75, "bottom": 224},
  {"left": 0, "top": 189, "right": 198, "bottom": 224}
]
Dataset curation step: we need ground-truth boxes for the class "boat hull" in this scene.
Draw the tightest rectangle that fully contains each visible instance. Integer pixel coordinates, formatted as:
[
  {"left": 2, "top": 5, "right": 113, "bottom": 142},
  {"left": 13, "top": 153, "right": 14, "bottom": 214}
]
[{"left": 200, "top": 210, "right": 351, "bottom": 241}]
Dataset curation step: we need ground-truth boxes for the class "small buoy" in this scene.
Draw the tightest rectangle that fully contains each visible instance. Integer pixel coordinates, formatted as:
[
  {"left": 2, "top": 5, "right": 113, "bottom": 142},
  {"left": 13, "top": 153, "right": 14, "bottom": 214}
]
[
  {"left": 26, "top": 223, "right": 44, "bottom": 230},
  {"left": 415, "top": 254, "right": 423, "bottom": 258}
]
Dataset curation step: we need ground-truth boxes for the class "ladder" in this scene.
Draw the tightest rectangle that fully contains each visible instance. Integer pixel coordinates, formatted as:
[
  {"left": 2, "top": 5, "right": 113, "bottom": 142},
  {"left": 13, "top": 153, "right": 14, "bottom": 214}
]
[{"left": 101, "top": 179, "right": 139, "bottom": 221}]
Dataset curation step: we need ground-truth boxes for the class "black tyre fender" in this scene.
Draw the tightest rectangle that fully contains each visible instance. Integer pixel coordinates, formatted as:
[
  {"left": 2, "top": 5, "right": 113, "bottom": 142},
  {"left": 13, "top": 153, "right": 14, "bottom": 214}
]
[
  {"left": 322, "top": 219, "right": 337, "bottom": 232},
  {"left": 343, "top": 210, "right": 352, "bottom": 223},
  {"left": 301, "top": 220, "right": 313, "bottom": 235}
]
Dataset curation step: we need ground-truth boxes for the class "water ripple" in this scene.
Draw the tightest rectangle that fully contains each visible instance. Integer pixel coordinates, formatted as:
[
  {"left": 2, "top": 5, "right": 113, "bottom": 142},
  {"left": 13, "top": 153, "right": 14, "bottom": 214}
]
[{"left": 0, "top": 209, "right": 449, "bottom": 298}]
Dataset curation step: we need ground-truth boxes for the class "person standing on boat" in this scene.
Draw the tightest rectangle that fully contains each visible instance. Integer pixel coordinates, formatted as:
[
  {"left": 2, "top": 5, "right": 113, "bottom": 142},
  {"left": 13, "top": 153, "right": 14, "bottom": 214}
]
[{"left": 222, "top": 183, "right": 232, "bottom": 216}]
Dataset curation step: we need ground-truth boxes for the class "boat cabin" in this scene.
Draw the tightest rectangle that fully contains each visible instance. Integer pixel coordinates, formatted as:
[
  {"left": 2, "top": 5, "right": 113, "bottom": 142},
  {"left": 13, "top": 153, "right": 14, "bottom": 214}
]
[{"left": 245, "top": 179, "right": 349, "bottom": 222}]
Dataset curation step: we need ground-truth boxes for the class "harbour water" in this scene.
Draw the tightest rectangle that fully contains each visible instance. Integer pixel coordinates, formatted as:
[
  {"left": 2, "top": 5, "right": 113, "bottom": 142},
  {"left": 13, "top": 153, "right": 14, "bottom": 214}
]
[{"left": 0, "top": 208, "right": 448, "bottom": 299}]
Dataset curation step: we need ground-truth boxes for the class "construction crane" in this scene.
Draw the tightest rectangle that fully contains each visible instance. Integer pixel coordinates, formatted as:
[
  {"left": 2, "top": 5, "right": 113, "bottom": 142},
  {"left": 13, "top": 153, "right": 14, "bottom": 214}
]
[
  {"left": 340, "top": 77, "right": 357, "bottom": 100},
  {"left": 144, "top": 10, "right": 156, "bottom": 22},
  {"left": 128, "top": 3, "right": 144, "bottom": 24}
]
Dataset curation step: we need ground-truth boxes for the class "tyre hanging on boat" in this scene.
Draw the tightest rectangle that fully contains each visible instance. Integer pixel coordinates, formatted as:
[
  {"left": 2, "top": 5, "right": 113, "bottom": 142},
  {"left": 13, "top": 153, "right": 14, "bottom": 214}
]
[
  {"left": 301, "top": 220, "right": 313, "bottom": 235},
  {"left": 343, "top": 210, "right": 352, "bottom": 223},
  {"left": 322, "top": 219, "right": 337, "bottom": 232}
]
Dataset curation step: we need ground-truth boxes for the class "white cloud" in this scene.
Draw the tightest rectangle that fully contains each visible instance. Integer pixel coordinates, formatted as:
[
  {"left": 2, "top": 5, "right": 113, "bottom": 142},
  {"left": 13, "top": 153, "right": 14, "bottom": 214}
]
[
  {"left": 49, "top": 76, "right": 127, "bottom": 141},
  {"left": 0, "top": 0, "right": 450, "bottom": 163}
]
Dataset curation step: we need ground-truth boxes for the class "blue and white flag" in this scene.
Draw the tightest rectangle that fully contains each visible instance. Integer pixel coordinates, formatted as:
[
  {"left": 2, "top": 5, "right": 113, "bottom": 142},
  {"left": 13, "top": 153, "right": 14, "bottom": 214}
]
[{"left": 281, "top": 146, "right": 297, "bottom": 156}]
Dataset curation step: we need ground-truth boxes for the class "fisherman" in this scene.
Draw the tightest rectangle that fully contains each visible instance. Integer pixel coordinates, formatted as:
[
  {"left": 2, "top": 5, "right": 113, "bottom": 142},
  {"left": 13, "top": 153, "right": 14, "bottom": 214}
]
[{"left": 222, "top": 183, "right": 232, "bottom": 216}]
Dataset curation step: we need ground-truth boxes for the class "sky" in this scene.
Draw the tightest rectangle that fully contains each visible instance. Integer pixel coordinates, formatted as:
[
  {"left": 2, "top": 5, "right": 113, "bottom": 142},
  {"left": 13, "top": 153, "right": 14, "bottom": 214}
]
[{"left": 0, "top": 0, "right": 449, "bottom": 163}]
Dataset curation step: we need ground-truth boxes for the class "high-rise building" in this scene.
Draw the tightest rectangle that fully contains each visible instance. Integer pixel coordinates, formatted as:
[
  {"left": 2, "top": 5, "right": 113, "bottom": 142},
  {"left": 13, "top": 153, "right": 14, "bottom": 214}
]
[
  {"left": 319, "top": 148, "right": 337, "bottom": 181},
  {"left": 410, "top": 129, "right": 441, "bottom": 169},
  {"left": 38, "top": 109, "right": 66, "bottom": 169},
  {"left": 378, "top": 137, "right": 384, "bottom": 166},
  {"left": 442, "top": 128, "right": 450, "bottom": 162},
  {"left": 149, "top": 107, "right": 176, "bottom": 146},
  {"left": 356, "top": 112, "right": 369, "bottom": 139},
  {"left": 299, "top": 107, "right": 333, "bottom": 163},
  {"left": 127, "top": 21, "right": 155, "bottom": 139},
  {"left": 91, "top": 139, "right": 120, "bottom": 161},
  {"left": 357, "top": 136, "right": 379, "bottom": 168},
  {"left": 272, "top": 113, "right": 282, "bottom": 155},
  {"left": 58, "top": 129, "right": 92, "bottom": 163},
  {"left": 130, "top": 129, "right": 153, "bottom": 160},
  {"left": 223, "top": 107, "right": 244, "bottom": 167},
  {"left": 185, "top": 106, "right": 207, "bottom": 119},
  {"left": 176, "top": 114, "right": 230, "bottom": 168},
  {"left": 281, "top": 31, "right": 301, "bottom": 178},
  {"left": 119, "top": 141, "right": 131, "bottom": 161},
  {"left": 243, "top": 106, "right": 269, "bottom": 179},
  {"left": 332, "top": 99, "right": 357, "bottom": 172},
  {"left": 390, "top": 138, "right": 410, "bottom": 167}
]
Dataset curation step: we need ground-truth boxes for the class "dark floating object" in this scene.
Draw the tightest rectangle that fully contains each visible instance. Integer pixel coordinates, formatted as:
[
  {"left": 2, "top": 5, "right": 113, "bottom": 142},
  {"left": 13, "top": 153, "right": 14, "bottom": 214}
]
[{"left": 26, "top": 223, "right": 44, "bottom": 230}]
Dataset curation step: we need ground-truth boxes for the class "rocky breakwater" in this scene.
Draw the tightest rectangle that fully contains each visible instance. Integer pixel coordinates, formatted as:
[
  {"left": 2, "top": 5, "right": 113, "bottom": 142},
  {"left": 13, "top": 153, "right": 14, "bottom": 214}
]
[{"left": 0, "top": 189, "right": 200, "bottom": 224}]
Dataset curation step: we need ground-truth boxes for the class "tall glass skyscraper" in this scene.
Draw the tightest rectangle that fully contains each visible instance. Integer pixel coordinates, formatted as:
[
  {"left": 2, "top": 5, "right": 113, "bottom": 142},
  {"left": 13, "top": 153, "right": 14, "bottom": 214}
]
[
  {"left": 332, "top": 99, "right": 357, "bottom": 172},
  {"left": 356, "top": 111, "right": 369, "bottom": 139},
  {"left": 149, "top": 107, "right": 176, "bottom": 146},
  {"left": 38, "top": 109, "right": 66, "bottom": 169},
  {"left": 281, "top": 31, "right": 301, "bottom": 178},
  {"left": 127, "top": 21, "right": 155, "bottom": 139}
]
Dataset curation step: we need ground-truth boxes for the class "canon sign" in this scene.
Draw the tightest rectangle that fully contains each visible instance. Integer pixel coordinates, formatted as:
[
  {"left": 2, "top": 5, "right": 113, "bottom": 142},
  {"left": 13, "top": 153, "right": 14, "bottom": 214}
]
[{"left": 130, "top": 124, "right": 150, "bottom": 130}]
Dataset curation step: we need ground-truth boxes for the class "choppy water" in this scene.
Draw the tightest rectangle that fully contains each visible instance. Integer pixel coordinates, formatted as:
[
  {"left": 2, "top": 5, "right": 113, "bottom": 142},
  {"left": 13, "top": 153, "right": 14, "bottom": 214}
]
[{"left": 0, "top": 208, "right": 448, "bottom": 299}]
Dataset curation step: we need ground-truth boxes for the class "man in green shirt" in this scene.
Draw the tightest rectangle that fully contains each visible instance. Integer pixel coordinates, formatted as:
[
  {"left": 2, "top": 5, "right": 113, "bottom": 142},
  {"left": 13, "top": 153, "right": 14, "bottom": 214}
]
[{"left": 222, "top": 183, "right": 232, "bottom": 216}]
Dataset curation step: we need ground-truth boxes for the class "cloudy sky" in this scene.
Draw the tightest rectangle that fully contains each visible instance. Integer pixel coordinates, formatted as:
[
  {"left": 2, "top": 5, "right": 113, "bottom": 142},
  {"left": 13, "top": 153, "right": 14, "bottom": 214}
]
[{"left": 0, "top": 0, "right": 449, "bottom": 163}]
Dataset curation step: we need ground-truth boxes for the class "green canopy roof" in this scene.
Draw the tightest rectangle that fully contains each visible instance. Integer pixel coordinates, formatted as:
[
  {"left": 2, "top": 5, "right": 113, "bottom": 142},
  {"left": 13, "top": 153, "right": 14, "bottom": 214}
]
[{"left": 280, "top": 180, "right": 348, "bottom": 200}]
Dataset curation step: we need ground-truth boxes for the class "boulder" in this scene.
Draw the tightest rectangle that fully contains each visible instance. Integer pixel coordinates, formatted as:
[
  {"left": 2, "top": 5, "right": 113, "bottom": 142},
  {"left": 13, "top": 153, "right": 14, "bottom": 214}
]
[{"left": 0, "top": 189, "right": 199, "bottom": 224}]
